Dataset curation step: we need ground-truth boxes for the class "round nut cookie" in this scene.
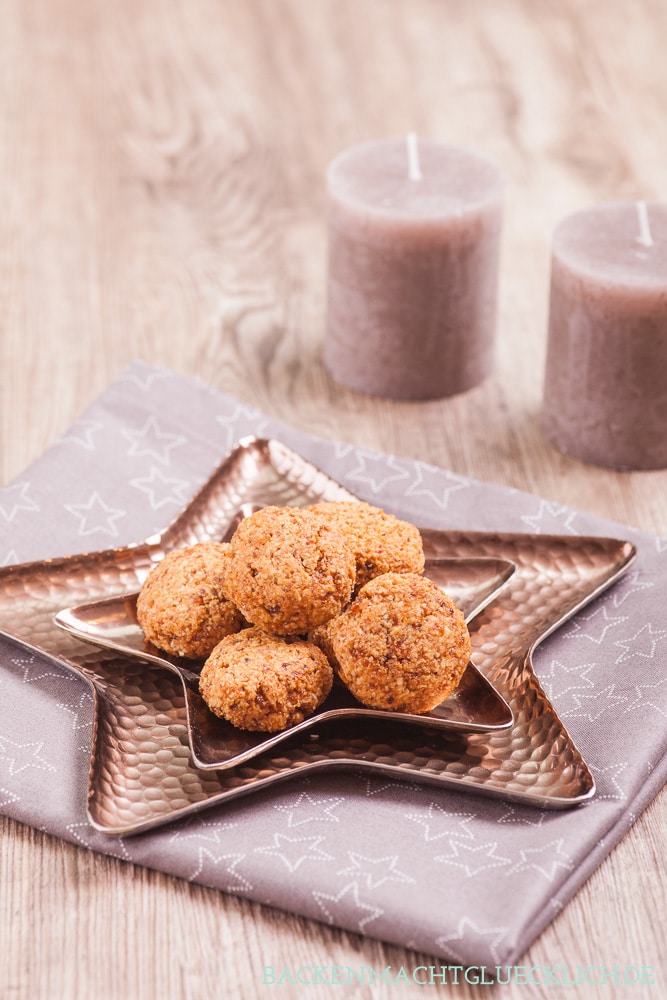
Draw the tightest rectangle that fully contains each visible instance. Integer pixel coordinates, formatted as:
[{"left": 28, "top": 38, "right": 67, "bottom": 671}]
[
  {"left": 328, "top": 572, "right": 471, "bottom": 714},
  {"left": 136, "top": 542, "right": 243, "bottom": 659},
  {"left": 199, "top": 627, "right": 333, "bottom": 732},
  {"left": 308, "top": 501, "right": 425, "bottom": 592},
  {"left": 223, "top": 506, "right": 356, "bottom": 635}
]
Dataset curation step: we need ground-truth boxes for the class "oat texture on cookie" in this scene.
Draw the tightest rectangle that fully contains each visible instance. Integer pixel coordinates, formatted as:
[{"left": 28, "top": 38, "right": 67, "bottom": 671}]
[
  {"left": 328, "top": 572, "right": 471, "bottom": 714},
  {"left": 308, "top": 500, "right": 425, "bottom": 592},
  {"left": 136, "top": 541, "right": 244, "bottom": 659},
  {"left": 199, "top": 627, "right": 333, "bottom": 732},
  {"left": 222, "top": 505, "right": 356, "bottom": 635}
]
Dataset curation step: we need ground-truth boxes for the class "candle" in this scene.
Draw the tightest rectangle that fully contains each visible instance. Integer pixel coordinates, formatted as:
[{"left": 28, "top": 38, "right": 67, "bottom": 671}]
[
  {"left": 541, "top": 201, "right": 667, "bottom": 470},
  {"left": 324, "top": 137, "right": 504, "bottom": 400}
]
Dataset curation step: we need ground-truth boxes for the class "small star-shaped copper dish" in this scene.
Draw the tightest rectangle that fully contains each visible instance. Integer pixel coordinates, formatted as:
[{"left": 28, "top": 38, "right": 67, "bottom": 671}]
[{"left": 0, "top": 439, "right": 636, "bottom": 835}]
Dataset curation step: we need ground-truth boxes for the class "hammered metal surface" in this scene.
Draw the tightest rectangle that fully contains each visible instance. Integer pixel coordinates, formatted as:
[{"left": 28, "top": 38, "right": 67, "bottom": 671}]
[{"left": 0, "top": 438, "right": 636, "bottom": 835}]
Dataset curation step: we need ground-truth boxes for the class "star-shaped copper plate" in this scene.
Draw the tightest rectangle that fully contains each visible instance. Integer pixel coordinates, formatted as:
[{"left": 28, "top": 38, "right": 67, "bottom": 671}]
[{"left": 0, "top": 439, "right": 636, "bottom": 835}]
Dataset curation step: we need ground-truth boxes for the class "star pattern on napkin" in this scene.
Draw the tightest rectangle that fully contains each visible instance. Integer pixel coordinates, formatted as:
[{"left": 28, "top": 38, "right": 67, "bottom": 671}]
[
  {"left": 215, "top": 405, "right": 271, "bottom": 452},
  {"left": 255, "top": 833, "right": 334, "bottom": 873},
  {"left": 436, "top": 918, "right": 508, "bottom": 965},
  {"left": 405, "top": 803, "right": 476, "bottom": 842},
  {"left": 564, "top": 684, "right": 629, "bottom": 722},
  {"left": 65, "top": 822, "right": 133, "bottom": 862},
  {"left": 337, "top": 853, "right": 414, "bottom": 890},
  {"left": 496, "top": 806, "right": 547, "bottom": 828},
  {"left": 65, "top": 492, "right": 126, "bottom": 537},
  {"left": 312, "top": 882, "right": 383, "bottom": 933},
  {"left": 435, "top": 840, "right": 512, "bottom": 877},
  {"left": 506, "top": 839, "right": 574, "bottom": 882},
  {"left": 563, "top": 605, "right": 629, "bottom": 645},
  {"left": 188, "top": 848, "right": 253, "bottom": 892},
  {"left": 0, "top": 482, "right": 40, "bottom": 522},
  {"left": 537, "top": 658, "right": 596, "bottom": 712},
  {"left": 615, "top": 622, "right": 667, "bottom": 663},
  {"left": 56, "top": 690, "right": 94, "bottom": 746},
  {"left": 622, "top": 676, "right": 667, "bottom": 720},
  {"left": 520, "top": 501, "right": 578, "bottom": 535},
  {"left": 403, "top": 461, "right": 469, "bottom": 511},
  {"left": 121, "top": 416, "right": 187, "bottom": 465},
  {"left": 345, "top": 451, "right": 412, "bottom": 495},
  {"left": 609, "top": 570, "right": 654, "bottom": 607},
  {"left": 130, "top": 467, "right": 192, "bottom": 510},
  {"left": 59, "top": 420, "right": 105, "bottom": 451},
  {"left": 0, "top": 786, "right": 19, "bottom": 808},
  {"left": 117, "top": 367, "right": 172, "bottom": 393},
  {"left": 587, "top": 762, "right": 628, "bottom": 803},
  {"left": 166, "top": 816, "right": 238, "bottom": 845},
  {"left": 0, "top": 738, "right": 56, "bottom": 776},
  {"left": 273, "top": 792, "right": 344, "bottom": 828}
]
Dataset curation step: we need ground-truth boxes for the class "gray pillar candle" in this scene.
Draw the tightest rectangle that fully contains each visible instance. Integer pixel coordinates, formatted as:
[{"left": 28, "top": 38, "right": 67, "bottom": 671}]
[
  {"left": 541, "top": 201, "right": 667, "bottom": 470},
  {"left": 324, "top": 137, "right": 504, "bottom": 400}
]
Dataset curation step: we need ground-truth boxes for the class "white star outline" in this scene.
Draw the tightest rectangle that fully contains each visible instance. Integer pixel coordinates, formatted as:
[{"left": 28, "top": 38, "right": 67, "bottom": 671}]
[
  {"left": 622, "top": 674, "right": 667, "bottom": 720},
  {"left": 0, "top": 786, "right": 19, "bottom": 808},
  {"left": 188, "top": 848, "right": 252, "bottom": 892},
  {"left": 121, "top": 416, "right": 187, "bottom": 465},
  {"left": 609, "top": 570, "right": 654, "bottom": 608},
  {"left": 167, "top": 816, "right": 238, "bottom": 845},
  {"left": 561, "top": 683, "right": 629, "bottom": 722},
  {"left": 588, "top": 762, "right": 628, "bottom": 802},
  {"left": 129, "top": 466, "right": 193, "bottom": 510},
  {"left": 331, "top": 442, "right": 355, "bottom": 461},
  {"left": 402, "top": 461, "right": 470, "bottom": 511},
  {"left": 66, "top": 822, "right": 132, "bottom": 862},
  {"left": 359, "top": 773, "right": 418, "bottom": 797},
  {"left": 520, "top": 501, "right": 579, "bottom": 535},
  {"left": 536, "top": 657, "right": 596, "bottom": 709},
  {"left": 117, "top": 366, "right": 172, "bottom": 393},
  {"left": 56, "top": 689, "right": 94, "bottom": 734},
  {"left": 59, "top": 419, "right": 104, "bottom": 451},
  {"left": 615, "top": 623, "right": 667, "bottom": 664},
  {"left": 405, "top": 802, "right": 476, "bottom": 842},
  {"left": 505, "top": 838, "right": 574, "bottom": 882},
  {"left": 562, "top": 604, "right": 628, "bottom": 645},
  {"left": 435, "top": 840, "right": 512, "bottom": 877},
  {"left": 496, "top": 805, "right": 547, "bottom": 828},
  {"left": 337, "top": 852, "right": 414, "bottom": 889},
  {"left": 0, "top": 482, "right": 39, "bottom": 523},
  {"left": 0, "top": 737, "right": 57, "bottom": 776},
  {"left": 255, "top": 833, "right": 334, "bottom": 873},
  {"left": 215, "top": 405, "right": 272, "bottom": 452},
  {"left": 312, "top": 881, "right": 383, "bottom": 932},
  {"left": 436, "top": 917, "right": 508, "bottom": 965},
  {"left": 65, "top": 492, "right": 126, "bottom": 537},
  {"left": 9, "top": 652, "right": 83, "bottom": 687},
  {"left": 273, "top": 792, "right": 344, "bottom": 828},
  {"left": 344, "top": 451, "right": 412, "bottom": 495}
]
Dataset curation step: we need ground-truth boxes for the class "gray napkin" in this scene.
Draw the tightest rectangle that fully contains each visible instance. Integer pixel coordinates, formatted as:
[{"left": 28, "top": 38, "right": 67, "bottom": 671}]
[{"left": 0, "top": 360, "right": 665, "bottom": 969}]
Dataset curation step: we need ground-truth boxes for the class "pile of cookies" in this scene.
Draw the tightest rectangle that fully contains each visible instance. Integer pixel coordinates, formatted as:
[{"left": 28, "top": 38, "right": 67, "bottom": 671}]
[{"left": 136, "top": 501, "right": 471, "bottom": 732}]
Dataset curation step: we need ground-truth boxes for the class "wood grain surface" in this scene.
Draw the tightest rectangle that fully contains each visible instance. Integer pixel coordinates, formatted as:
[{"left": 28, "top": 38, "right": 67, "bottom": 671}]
[{"left": 0, "top": 0, "right": 665, "bottom": 997}]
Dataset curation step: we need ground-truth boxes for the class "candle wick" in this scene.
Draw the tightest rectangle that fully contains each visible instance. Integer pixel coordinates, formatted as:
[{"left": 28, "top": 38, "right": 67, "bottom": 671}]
[
  {"left": 406, "top": 132, "right": 422, "bottom": 182},
  {"left": 636, "top": 200, "right": 654, "bottom": 247}
]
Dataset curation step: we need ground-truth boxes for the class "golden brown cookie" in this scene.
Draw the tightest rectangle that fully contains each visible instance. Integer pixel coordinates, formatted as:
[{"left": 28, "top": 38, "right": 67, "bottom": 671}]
[
  {"left": 136, "top": 542, "right": 243, "bottom": 659},
  {"left": 328, "top": 572, "right": 470, "bottom": 713},
  {"left": 199, "top": 627, "right": 333, "bottom": 731},
  {"left": 223, "top": 506, "right": 356, "bottom": 635},
  {"left": 308, "top": 500, "right": 425, "bottom": 592}
]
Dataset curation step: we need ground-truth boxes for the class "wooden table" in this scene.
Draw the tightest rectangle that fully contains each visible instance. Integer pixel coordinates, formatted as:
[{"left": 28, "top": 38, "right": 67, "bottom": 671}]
[{"left": 1, "top": 1, "right": 665, "bottom": 996}]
